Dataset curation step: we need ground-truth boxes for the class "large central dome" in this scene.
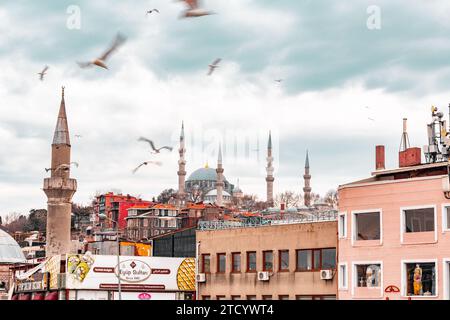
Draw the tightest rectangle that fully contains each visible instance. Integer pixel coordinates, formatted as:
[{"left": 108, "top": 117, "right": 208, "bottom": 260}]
[
  {"left": 187, "top": 167, "right": 224, "bottom": 182},
  {"left": 0, "top": 229, "right": 26, "bottom": 264}
]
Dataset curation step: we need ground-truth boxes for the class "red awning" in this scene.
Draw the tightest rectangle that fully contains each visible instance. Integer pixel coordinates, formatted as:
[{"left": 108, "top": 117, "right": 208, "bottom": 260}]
[
  {"left": 11, "top": 294, "right": 18, "bottom": 300},
  {"left": 32, "top": 292, "right": 45, "bottom": 300},
  {"left": 45, "top": 291, "right": 59, "bottom": 300},
  {"left": 18, "top": 293, "right": 31, "bottom": 300}
]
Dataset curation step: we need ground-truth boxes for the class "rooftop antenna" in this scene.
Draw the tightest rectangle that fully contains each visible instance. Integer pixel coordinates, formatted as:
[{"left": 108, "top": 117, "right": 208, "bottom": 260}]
[{"left": 399, "top": 118, "right": 410, "bottom": 152}]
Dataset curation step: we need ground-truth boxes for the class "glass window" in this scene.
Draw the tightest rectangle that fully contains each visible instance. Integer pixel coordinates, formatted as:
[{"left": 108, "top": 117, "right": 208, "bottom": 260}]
[
  {"left": 296, "top": 295, "right": 313, "bottom": 300},
  {"left": 217, "top": 253, "right": 226, "bottom": 273},
  {"left": 202, "top": 296, "right": 211, "bottom": 300},
  {"left": 404, "top": 208, "right": 434, "bottom": 232},
  {"left": 216, "top": 295, "right": 226, "bottom": 300},
  {"left": 322, "top": 248, "right": 336, "bottom": 269},
  {"left": 279, "top": 250, "right": 289, "bottom": 271},
  {"left": 297, "top": 250, "right": 312, "bottom": 271},
  {"left": 231, "top": 295, "right": 241, "bottom": 300},
  {"left": 278, "top": 295, "right": 289, "bottom": 300},
  {"left": 232, "top": 253, "right": 241, "bottom": 272},
  {"left": 247, "top": 252, "right": 256, "bottom": 272},
  {"left": 339, "top": 264, "right": 347, "bottom": 288},
  {"left": 446, "top": 207, "right": 450, "bottom": 229},
  {"left": 355, "top": 212, "right": 380, "bottom": 240},
  {"left": 313, "top": 250, "right": 321, "bottom": 270},
  {"left": 202, "top": 254, "right": 210, "bottom": 273},
  {"left": 246, "top": 295, "right": 257, "bottom": 300},
  {"left": 263, "top": 251, "right": 273, "bottom": 271},
  {"left": 406, "top": 262, "right": 436, "bottom": 296},
  {"left": 321, "top": 295, "right": 337, "bottom": 300},
  {"left": 339, "top": 214, "right": 346, "bottom": 237},
  {"left": 356, "top": 264, "right": 381, "bottom": 287},
  {"left": 262, "top": 295, "right": 272, "bottom": 300}
]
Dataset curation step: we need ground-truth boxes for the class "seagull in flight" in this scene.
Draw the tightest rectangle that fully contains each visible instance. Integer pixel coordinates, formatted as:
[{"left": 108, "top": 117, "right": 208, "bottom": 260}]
[
  {"left": 207, "top": 58, "right": 221, "bottom": 76},
  {"left": 77, "top": 33, "right": 127, "bottom": 70},
  {"left": 368, "top": 117, "right": 375, "bottom": 121},
  {"left": 38, "top": 66, "right": 49, "bottom": 81},
  {"left": 45, "top": 162, "right": 79, "bottom": 173},
  {"left": 132, "top": 161, "right": 163, "bottom": 174},
  {"left": 138, "top": 137, "right": 173, "bottom": 153},
  {"left": 274, "top": 79, "right": 283, "bottom": 83},
  {"left": 146, "top": 9, "right": 160, "bottom": 15},
  {"left": 75, "top": 134, "right": 82, "bottom": 138},
  {"left": 180, "top": 0, "right": 214, "bottom": 18}
]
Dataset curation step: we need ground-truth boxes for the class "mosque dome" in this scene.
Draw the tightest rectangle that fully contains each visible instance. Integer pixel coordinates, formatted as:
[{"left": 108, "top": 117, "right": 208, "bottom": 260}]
[
  {"left": 205, "top": 189, "right": 231, "bottom": 197},
  {"left": 187, "top": 167, "right": 221, "bottom": 182},
  {"left": 0, "top": 229, "right": 26, "bottom": 264}
]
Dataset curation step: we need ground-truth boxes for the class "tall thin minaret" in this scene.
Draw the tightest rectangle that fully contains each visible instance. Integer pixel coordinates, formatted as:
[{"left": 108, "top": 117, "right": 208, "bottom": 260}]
[
  {"left": 43, "top": 87, "right": 77, "bottom": 257},
  {"left": 215, "top": 144, "right": 224, "bottom": 207},
  {"left": 303, "top": 150, "right": 312, "bottom": 207},
  {"left": 177, "top": 121, "right": 186, "bottom": 207},
  {"left": 266, "top": 131, "right": 274, "bottom": 206}
]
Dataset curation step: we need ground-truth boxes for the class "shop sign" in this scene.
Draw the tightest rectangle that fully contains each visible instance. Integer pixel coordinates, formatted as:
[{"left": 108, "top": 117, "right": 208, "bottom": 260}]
[
  {"left": 16, "top": 272, "right": 48, "bottom": 292},
  {"left": 115, "top": 259, "right": 152, "bottom": 282}
]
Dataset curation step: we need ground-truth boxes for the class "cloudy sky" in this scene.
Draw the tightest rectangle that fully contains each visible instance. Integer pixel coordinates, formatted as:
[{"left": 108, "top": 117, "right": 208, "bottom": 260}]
[{"left": 2, "top": 0, "right": 450, "bottom": 216}]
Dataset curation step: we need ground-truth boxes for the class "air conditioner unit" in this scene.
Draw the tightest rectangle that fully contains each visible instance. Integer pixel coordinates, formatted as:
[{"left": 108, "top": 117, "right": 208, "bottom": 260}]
[
  {"left": 196, "top": 273, "right": 206, "bottom": 283},
  {"left": 257, "top": 271, "right": 270, "bottom": 281},
  {"left": 320, "top": 269, "right": 333, "bottom": 280}
]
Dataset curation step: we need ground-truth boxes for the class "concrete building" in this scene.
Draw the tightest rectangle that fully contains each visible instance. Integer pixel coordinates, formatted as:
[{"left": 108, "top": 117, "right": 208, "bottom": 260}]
[
  {"left": 43, "top": 87, "right": 77, "bottom": 257},
  {"left": 338, "top": 115, "right": 450, "bottom": 300},
  {"left": 196, "top": 214, "right": 338, "bottom": 300}
]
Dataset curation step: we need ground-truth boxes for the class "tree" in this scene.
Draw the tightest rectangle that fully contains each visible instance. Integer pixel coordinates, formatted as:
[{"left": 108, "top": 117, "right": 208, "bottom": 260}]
[
  {"left": 157, "top": 188, "right": 177, "bottom": 203},
  {"left": 324, "top": 189, "right": 339, "bottom": 208},
  {"left": 239, "top": 194, "right": 267, "bottom": 211},
  {"left": 24, "top": 209, "right": 47, "bottom": 232},
  {"left": 274, "top": 191, "right": 302, "bottom": 208}
]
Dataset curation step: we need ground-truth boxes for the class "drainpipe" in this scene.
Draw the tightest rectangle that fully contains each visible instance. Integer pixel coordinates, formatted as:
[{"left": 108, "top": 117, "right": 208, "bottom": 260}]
[{"left": 195, "top": 241, "right": 200, "bottom": 300}]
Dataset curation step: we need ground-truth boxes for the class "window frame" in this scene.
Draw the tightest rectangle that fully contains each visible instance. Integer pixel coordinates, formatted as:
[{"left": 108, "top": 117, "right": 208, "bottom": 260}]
[
  {"left": 278, "top": 250, "right": 289, "bottom": 272},
  {"left": 217, "top": 253, "right": 226, "bottom": 274},
  {"left": 338, "top": 262, "right": 348, "bottom": 290},
  {"left": 278, "top": 295, "right": 290, "bottom": 300},
  {"left": 231, "top": 252, "right": 241, "bottom": 273},
  {"left": 400, "top": 205, "right": 437, "bottom": 244},
  {"left": 351, "top": 261, "right": 383, "bottom": 297},
  {"left": 246, "top": 251, "right": 257, "bottom": 273},
  {"left": 441, "top": 204, "right": 450, "bottom": 233},
  {"left": 263, "top": 250, "right": 274, "bottom": 272},
  {"left": 443, "top": 258, "right": 450, "bottom": 300},
  {"left": 400, "top": 259, "right": 438, "bottom": 298},
  {"left": 351, "top": 209, "right": 383, "bottom": 245},
  {"left": 201, "top": 253, "right": 211, "bottom": 274},
  {"left": 338, "top": 211, "right": 347, "bottom": 239},
  {"left": 296, "top": 248, "right": 337, "bottom": 272}
]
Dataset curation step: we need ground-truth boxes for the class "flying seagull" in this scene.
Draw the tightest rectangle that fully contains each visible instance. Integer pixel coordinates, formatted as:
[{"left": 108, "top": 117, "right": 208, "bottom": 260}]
[
  {"left": 146, "top": 9, "right": 160, "bottom": 15},
  {"left": 77, "top": 33, "right": 127, "bottom": 69},
  {"left": 368, "top": 117, "right": 375, "bottom": 121},
  {"left": 45, "top": 162, "right": 79, "bottom": 173},
  {"left": 75, "top": 134, "right": 82, "bottom": 138},
  {"left": 138, "top": 137, "right": 173, "bottom": 153},
  {"left": 38, "top": 66, "right": 49, "bottom": 81},
  {"left": 180, "top": 0, "right": 214, "bottom": 18},
  {"left": 132, "top": 161, "right": 163, "bottom": 174},
  {"left": 274, "top": 79, "right": 283, "bottom": 83},
  {"left": 207, "top": 58, "right": 221, "bottom": 76}
]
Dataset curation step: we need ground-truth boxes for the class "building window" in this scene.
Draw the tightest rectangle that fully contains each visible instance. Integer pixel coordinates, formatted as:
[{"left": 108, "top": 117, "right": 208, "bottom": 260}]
[
  {"left": 202, "top": 296, "right": 211, "bottom": 300},
  {"left": 404, "top": 207, "right": 435, "bottom": 233},
  {"left": 278, "top": 295, "right": 289, "bottom": 300},
  {"left": 338, "top": 212, "right": 347, "bottom": 238},
  {"left": 354, "top": 211, "right": 381, "bottom": 240},
  {"left": 296, "top": 295, "right": 336, "bottom": 300},
  {"left": 262, "top": 295, "right": 272, "bottom": 300},
  {"left": 443, "top": 205, "right": 450, "bottom": 231},
  {"left": 231, "top": 295, "right": 241, "bottom": 300},
  {"left": 247, "top": 251, "right": 256, "bottom": 272},
  {"left": 217, "top": 253, "right": 226, "bottom": 273},
  {"left": 216, "top": 295, "right": 226, "bottom": 300},
  {"left": 339, "top": 263, "right": 348, "bottom": 289},
  {"left": 405, "top": 262, "right": 436, "bottom": 296},
  {"left": 296, "top": 295, "right": 313, "bottom": 300},
  {"left": 355, "top": 264, "right": 381, "bottom": 288},
  {"left": 279, "top": 250, "right": 289, "bottom": 271},
  {"left": 246, "top": 295, "right": 256, "bottom": 300},
  {"left": 263, "top": 251, "right": 273, "bottom": 271},
  {"left": 296, "top": 248, "right": 336, "bottom": 271},
  {"left": 202, "top": 254, "right": 210, "bottom": 273},
  {"left": 232, "top": 253, "right": 241, "bottom": 273}
]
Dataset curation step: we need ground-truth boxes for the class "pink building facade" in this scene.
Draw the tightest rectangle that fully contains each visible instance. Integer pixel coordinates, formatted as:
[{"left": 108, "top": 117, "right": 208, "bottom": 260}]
[{"left": 338, "top": 160, "right": 450, "bottom": 300}]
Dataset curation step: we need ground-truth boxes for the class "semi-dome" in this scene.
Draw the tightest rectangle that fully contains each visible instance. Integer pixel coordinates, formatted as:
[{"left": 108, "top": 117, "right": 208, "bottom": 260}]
[
  {"left": 187, "top": 167, "right": 219, "bottom": 181},
  {"left": 205, "top": 189, "right": 231, "bottom": 197},
  {"left": 0, "top": 229, "right": 26, "bottom": 264}
]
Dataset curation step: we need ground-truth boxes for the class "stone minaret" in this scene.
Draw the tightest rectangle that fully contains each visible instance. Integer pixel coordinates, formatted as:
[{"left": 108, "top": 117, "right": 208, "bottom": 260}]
[
  {"left": 43, "top": 87, "right": 77, "bottom": 257},
  {"left": 215, "top": 144, "right": 224, "bottom": 207},
  {"left": 177, "top": 121, "right": 186, "bottom": 207},
  {"left": 265, "top": 131, "right": 274, "bottom": 206},
  {"left": 303, "top": 150, "right": 312, "bottom": 207}
]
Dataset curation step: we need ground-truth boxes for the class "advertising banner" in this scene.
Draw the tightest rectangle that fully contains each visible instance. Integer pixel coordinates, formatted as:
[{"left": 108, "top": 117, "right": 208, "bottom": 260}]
[
  {"left": 112, "top": 292, "right": 176, "bottom": 300},
  {"left": 66, "top": 253, "right": 195, "bottom": 292}
]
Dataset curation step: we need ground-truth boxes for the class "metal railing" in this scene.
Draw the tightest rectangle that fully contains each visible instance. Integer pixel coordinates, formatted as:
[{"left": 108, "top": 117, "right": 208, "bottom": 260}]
[{"left": 197, "top": 210, "right": 337, "bottom": 231}]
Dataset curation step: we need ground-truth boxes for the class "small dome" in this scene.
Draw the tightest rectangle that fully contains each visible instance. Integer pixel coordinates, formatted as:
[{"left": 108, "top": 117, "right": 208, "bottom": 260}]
[
  {"left": 0, "top": 229, "right": 26, "bottom": 264},
  {"left": 205, "top": 189, "right": 231, "bottom": 197},
  {"left": 187, "top": 167, "right": 219, "bottom": 181},
  {"left": 287, "top": 207, "right": 298, "bottom": 212}
]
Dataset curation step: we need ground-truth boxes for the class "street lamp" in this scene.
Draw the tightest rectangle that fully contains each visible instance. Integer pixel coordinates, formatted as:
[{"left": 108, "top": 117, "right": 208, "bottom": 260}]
[{"left": 98, "top": 213, "right": 122, "bottom": 300}]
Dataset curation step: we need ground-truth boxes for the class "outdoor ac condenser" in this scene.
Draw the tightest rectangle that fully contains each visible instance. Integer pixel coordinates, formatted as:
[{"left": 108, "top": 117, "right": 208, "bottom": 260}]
[
  {"left": 320, "top": 270, "right": 333, "bottom": 280},
  {"left": 257, "top": 271, "right": 270, "bottom": 281},
  {"left": 196, "top": 273, "right": 206, "bottom": 283}
]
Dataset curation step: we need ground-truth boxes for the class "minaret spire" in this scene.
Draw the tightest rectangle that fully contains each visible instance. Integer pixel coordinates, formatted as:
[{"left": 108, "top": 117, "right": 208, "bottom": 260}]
[
  {"left": 43, "top": 87, "right": 77, "bottom": 257},
  {"left": 177, "top": 121, "right": 187, "bottom": 207},
  {"left": 266, "top": 131, "right": 274, "bottom": 207},
  {"left": 303, "top": 150, "right": 312, "bottom": 207},
  {"left": 216, "top": 143, "right": 224, "bottom": 207}
]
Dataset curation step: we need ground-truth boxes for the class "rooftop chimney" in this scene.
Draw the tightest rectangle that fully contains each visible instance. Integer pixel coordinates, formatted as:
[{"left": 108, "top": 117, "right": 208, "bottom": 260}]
[{"left": 375, "top": 145, "right": 385, "bottom": 170}]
